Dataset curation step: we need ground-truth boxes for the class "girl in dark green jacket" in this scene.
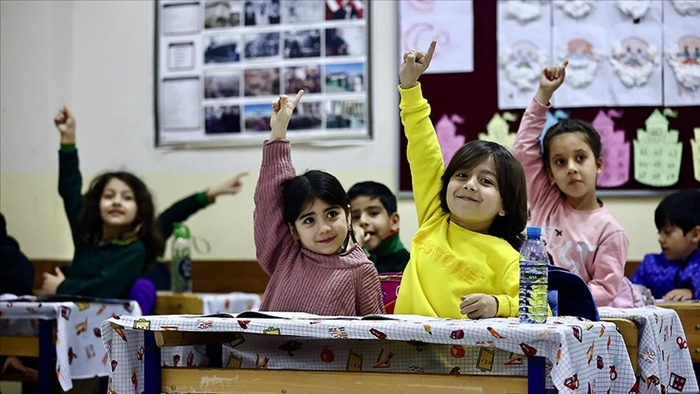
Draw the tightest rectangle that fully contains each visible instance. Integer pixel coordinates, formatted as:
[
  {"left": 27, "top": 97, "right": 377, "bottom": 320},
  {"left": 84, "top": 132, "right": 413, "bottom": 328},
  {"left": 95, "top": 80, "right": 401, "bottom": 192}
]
[{"left": 41, "top": 105, "right": 163, "bottom": 299}]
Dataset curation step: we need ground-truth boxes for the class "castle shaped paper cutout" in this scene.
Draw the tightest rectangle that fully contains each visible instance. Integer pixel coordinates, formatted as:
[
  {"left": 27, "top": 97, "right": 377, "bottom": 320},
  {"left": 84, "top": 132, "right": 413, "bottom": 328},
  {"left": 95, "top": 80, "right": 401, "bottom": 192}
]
[
  {"left": 593, "top": 110, "right": 630, "bottom": 187},
  {"left": 478, "top": 112, "right": 517, "bottom": 150},
  {"left": 633, "top": 109, "right": 683, "bottom": 187}
]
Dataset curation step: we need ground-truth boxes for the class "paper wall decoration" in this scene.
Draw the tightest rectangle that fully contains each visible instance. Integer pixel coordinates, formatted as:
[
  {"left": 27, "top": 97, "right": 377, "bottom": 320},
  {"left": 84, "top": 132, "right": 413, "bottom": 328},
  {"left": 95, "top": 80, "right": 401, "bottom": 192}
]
[
  {"left": 665, "top": 35, "right": 700, "bottom": 91},
  {"left": 692, "top": 127, "right": 700, "bottom": 182},
  {"left": 435, "top": 114, "right": 466, "bottom": 166},
  {"left": 503, "top": 0, "right": 546, "bottom": 24},
  {"left": 558, "top": 38, "right": 602, "bottom": 88},
  {"left": 592, "top": 110, "right": 630, "bottom": 187},
  {"left": 633, "top": 109, "right": 683, "bottom": 186},
  {"left": 615, "top": 0, "right": 651, "bottom": 20},
  {"left": 499, "top": 41, "right": 549, "bottom": 92},
  {"left": 670, "top": 0, "right": 700, "bottom": 16},
  {"left": 478, "top": 112, "right": 518, "bottom": 150},
  {"left": 609, "top": 37, "right": 660, "bottom": 88},
  {"left": 554, "top": 0, "right": 596, "bottom": 19}
]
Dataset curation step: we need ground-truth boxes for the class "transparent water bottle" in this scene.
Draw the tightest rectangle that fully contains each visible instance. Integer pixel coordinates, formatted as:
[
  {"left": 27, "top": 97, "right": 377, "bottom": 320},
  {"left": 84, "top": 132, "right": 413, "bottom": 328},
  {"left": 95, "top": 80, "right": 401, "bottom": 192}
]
[
  {"left": 519, "top": 226, "right": 549, "bottom": 324},
  {"left": 171, "top": 222, "right": 192, "bottom": 293}
]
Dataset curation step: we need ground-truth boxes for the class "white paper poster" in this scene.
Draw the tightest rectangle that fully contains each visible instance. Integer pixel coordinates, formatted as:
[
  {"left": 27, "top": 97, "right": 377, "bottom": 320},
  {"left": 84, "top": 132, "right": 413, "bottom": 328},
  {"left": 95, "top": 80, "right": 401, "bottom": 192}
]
[{"left": 399, "top": 0, "right": 474, "bottom": 74}]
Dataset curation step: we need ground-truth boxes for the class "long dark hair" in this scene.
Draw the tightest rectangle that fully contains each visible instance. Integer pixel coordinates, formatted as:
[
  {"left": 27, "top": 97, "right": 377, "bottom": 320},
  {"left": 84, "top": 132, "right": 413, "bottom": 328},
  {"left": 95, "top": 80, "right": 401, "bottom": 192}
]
[
  {"left": 440, "top": 140, "right": 528, "bottom": 250},
  {"left": 282, "top": 170, "right": 356, "bottom": 250},
  {"left": 76, "top": 172, "right": 163, "bottom": 271}
]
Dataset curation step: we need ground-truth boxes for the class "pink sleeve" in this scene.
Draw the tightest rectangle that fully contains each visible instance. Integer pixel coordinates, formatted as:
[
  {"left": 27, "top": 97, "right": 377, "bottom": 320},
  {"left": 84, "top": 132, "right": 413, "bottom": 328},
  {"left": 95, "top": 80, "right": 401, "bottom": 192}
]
[
  {"left": 254, "top": 140, "right": 296, "bottom": 276},
  {"left": 586, "top": 230, "right": 629, "bottom": 306},
  {"left": 357, "top": 264, "right": 385, "bottom": 315},
  {"left": 512, "top": 99, "right": 560, "bottom": 210}
]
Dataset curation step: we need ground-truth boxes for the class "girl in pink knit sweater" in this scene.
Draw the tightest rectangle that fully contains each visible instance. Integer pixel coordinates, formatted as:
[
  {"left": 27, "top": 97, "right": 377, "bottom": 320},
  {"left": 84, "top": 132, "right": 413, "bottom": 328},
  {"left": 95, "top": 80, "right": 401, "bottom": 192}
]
[{"left": 253, "top": 91, "right": 385, "bottom": 316}]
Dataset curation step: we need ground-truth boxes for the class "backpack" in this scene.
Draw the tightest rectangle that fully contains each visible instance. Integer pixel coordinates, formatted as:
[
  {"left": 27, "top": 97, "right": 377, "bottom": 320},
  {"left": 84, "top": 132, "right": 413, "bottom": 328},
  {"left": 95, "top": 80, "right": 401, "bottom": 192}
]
[
  {"left": 547, "top": 265, "right": 599, "bottom": 321},
  {"left": 378, "top": 272, "right": 402, "bottom": 314}
]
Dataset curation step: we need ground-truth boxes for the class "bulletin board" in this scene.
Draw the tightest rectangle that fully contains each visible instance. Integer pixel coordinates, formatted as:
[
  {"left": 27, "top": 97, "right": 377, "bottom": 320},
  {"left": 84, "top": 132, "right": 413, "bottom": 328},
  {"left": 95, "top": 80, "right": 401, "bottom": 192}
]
[
  {"left": 154, "top": 0, "right": 372, "bottom": 149},
  {"left": 398, "top": 0, "right": 700, "bottom": 195}
]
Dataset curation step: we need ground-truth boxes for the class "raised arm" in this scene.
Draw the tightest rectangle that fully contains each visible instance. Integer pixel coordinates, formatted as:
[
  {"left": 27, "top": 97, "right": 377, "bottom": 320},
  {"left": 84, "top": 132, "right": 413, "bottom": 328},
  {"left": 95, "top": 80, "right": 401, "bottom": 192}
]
[
  {"left": 512, "top": 63, "right": 567, "bottom": 207},
  {"left": 254, "top": 91, "right": 304, "bottom": 275},
  {"left": 398, "top": 41, "right": 444, "bottom": 224},
  {"left": 54, "top": 105, "right": 83, "bottom": 242}
]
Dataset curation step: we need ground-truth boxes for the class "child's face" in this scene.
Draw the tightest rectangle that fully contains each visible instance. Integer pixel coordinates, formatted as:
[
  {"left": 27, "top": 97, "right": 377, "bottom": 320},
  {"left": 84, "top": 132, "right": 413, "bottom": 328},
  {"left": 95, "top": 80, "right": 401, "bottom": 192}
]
[
  {"left": 350, "top": 196, "right": 399, "bottom": 252},
  {"left": 446, "top": 156, "right": 505, "bottom": 234},
  {"left": 290, "top": 197, "right": 349, "bottom": 255},
  {"left": 546, "top": 132, "right": 603, "bottom": 208},
  {"left": 658, "top": 224, "right": 700, "bottom": 262},
  {"left": 99, "top": 178, "right": 138, "bottom": 232}
]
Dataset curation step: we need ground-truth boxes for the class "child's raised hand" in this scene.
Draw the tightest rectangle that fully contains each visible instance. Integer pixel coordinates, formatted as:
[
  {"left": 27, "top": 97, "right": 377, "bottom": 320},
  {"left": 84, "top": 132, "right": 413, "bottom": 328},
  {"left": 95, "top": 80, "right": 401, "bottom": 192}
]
[
  {"left": 536, "top": 61, "right": 568, "bottom": 104},
  {"left": 206, "top": 172, "right": 249, "bottom": 202},
  {"left": 270, "top": 90, "right": 304, "bottom": 140},
  {"left": 399, "top": 40, "right": 437, "bottom": 89},
  {"left": 459, "top": 293, "right": 498, "bottom": 319},
  {"left": 54, "top": 105, "right": 76, "bottom": 145}
]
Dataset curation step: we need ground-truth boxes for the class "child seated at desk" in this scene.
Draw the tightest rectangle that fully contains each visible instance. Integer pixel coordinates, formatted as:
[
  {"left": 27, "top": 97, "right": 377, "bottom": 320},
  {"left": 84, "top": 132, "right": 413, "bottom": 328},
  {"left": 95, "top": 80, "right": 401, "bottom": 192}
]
[
  {"left": 254, "top": 91, "right": 384, "bottom": 316},
  {"left": 41, "top": 105, "right": 164, "bottom": 299},
  {"left": 631, "top": 189, "right": 700, "bottom": 301},
  {"left": 348, "top": 181, "right": 410, "bottom": 273},
  {"left": 394, "top": 41, "right": 528, "bottom": 319}
]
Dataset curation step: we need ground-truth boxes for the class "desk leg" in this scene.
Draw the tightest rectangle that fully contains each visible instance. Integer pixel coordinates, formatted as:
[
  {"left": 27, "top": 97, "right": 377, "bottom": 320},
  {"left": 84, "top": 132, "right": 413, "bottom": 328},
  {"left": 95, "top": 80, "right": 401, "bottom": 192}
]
[
  {"left": 206, "top": 344, "right": 222, "bottom": 368},
  {"left": 38, "top": 319, "right": 55, "bottom": 394},
  {"left": 528, "top": 355, "right": 546, "bottom": 394},
  {"left": 144, "top": 331, "right": 161, "bottom": 393}
]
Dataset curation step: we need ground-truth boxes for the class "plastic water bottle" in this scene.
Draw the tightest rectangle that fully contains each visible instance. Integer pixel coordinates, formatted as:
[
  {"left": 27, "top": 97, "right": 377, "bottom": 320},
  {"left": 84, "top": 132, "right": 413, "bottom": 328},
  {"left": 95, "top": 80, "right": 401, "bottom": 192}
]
[
  {"left": 519, "top": 226, "right": 549, "bottom": 324},
  {"left": 171, "top": 222, "right": 192, "bottom": 292}
]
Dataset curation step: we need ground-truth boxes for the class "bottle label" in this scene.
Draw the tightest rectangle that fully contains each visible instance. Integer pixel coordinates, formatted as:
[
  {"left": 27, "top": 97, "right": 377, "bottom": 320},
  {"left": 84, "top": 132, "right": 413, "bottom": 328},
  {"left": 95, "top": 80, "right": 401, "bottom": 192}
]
[{"left": 178, "top": 256, "right": 192, "bottom": 281}]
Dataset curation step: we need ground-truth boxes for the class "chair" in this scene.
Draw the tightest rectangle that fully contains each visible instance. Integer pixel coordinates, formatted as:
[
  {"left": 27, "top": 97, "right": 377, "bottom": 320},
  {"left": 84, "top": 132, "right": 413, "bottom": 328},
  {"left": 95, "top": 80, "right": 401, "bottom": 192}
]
[
  {"left": 129, "top": 278, "right": 156, "bottom": 315},
  {"left": 547, "top": 265, "right": 599, "bottom": 321}
]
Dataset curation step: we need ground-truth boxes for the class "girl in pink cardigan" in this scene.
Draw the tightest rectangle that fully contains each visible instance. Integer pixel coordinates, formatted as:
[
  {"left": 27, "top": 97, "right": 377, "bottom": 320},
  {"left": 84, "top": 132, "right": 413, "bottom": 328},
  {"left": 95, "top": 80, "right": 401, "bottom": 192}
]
[{"left": 253, "top": 91, "right": 385, "bottom": 316}]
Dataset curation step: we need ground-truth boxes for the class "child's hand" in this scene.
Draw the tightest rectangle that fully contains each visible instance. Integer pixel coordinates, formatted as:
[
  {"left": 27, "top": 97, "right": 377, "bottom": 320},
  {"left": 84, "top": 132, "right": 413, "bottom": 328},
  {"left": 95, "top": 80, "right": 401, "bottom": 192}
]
[
  {"left": 270, "top": 90, "right": 304, "bottom": 140},
  {"left": 41, "top": 267, "right": 65, "bottom": 295},
  {"left": 662, "top": 288, "right": 693, "bottom": 301},
  {"left": 352, "top": 224, "right": 370, "bottom": 249},
  {"left": 535, "top": 61, "right": 568, "bottom": 104},
  {"left": 459, "top": 294, "right": 498, "bottom": 319},
  {"left": 54, "top": 105, "right": 76, "bottom": 145},
  {"left": 399, "top": 40, "right": 437, "bottom": 89},
  {"left": 206, "top": 172, "right": 249, "bottom": 202}
]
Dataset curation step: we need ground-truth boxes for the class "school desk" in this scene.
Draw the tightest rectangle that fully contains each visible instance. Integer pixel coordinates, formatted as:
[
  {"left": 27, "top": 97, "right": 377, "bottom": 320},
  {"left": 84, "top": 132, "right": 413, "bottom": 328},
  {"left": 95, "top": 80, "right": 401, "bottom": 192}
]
[
  {"left": 0, "top": 294, "right": 141, "bottom": 393},
  {"left": 655, "top": 301, "right": 700, "bottom": 364},
  {"left": 154, "top": 291, "right": 261, "bottom": 315},
  {"left": 101, "top": 314, "right": 637, "bottom": 393},
  {"left": 599, "top": 306, "right": 699, "bottom": 393}
]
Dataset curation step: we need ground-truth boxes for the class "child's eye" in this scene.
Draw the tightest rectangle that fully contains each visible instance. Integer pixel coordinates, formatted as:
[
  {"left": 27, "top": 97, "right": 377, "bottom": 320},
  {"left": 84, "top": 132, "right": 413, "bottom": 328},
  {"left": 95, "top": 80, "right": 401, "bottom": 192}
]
[
  {"left": 577, "top": 154, "right": 587, "bottom": 162},
  {"left": 351, "top": 214, "right": 360, "bottom": 221},
  {"left": 326, "top": 210, "right": 340, "bottom": 219},
  {"left": 480, "top": 178, "right": 493, "bottom": 185},
  {"left": 455, "top": 172, "right": 469, "bottom": 179},
  {"left": 302, "top": 217, "right": 315, "bottom": 225},
  {"left": 554, "top": 159, "right": 565, "bottom": 166}
]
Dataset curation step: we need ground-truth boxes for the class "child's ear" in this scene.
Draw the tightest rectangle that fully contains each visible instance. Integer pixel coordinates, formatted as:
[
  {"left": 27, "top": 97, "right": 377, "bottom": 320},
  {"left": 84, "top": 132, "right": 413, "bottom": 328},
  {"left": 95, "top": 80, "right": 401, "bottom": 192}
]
[
  {"left": 690, "top": 225, "right": 700, "bottom": 245},
  {"left": 596, "top": 157, "right": 604, "bottom": 174},
  {"left": 389, "top": 212, "right": 400, "bottom": 232},
  {"left": 546, "top": 169, "right": 556, "bottom": 186},
  {"left": 288, "top": 224, "right": 299, "bottom": 243}
]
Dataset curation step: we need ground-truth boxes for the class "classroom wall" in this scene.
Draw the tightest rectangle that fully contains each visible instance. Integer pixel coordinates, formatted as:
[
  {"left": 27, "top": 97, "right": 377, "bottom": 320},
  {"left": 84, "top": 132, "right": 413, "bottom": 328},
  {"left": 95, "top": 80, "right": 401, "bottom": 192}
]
[{"left": 0, "top": 0, "right": 664, "bottom": 262}]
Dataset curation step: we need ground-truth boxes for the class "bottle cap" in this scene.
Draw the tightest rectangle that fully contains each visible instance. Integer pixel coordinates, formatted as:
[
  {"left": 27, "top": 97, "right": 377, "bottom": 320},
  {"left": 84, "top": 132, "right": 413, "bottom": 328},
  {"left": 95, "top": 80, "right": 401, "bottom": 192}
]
[
  {"left": 526, "top": 226, "right": 541, "bottom": 238},
  {"left": 173, "top": 222, "right": 191, "bottom": 238}
]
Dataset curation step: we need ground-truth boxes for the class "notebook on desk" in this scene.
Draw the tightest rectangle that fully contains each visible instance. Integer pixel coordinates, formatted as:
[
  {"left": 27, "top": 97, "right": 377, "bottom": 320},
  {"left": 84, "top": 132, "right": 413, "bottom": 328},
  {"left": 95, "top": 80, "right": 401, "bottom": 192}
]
[{"left": 11, "top": 294, "right": 131, "bottom": 304}]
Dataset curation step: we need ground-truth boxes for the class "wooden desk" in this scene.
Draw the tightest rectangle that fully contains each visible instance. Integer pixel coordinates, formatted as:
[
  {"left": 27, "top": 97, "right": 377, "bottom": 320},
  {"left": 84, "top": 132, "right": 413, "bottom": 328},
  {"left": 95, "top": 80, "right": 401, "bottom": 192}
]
[
  {"left": 656, "top": 301, "right": 700, "bottom": 364},
  {"left": 103, "top": 314, "right": 637, "bottom": 393},
  {"left": 154, "top": 291, "right": 262, "bottom": 315}
]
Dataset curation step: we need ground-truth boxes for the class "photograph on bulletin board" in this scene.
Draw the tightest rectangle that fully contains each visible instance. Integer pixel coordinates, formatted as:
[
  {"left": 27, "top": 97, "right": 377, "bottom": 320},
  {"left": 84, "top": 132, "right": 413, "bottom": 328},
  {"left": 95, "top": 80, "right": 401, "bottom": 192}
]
[
  {"left": 398, "top": 0, "right": 700, "bottom": 196},
  {"left": 154, "top": 0, "right": 372, "bottom": 148}
]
